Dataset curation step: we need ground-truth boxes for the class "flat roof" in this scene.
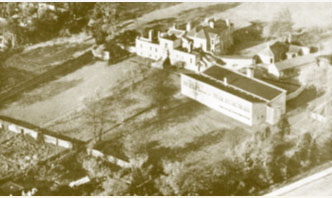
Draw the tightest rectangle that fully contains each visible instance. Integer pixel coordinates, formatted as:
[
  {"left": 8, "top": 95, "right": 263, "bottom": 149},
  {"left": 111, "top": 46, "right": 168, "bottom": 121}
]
[
  {"left": 183, "top": 73, "right": 264, "bottom": 103},
  {"left": 203, "top": 66, "right": 284, "bottom": 101}
]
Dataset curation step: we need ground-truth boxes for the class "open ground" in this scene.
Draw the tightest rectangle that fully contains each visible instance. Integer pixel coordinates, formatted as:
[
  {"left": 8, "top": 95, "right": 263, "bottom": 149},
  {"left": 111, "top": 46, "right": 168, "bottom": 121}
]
[{"left": 1, "top": 3, "right": 332, "bottom": 194}]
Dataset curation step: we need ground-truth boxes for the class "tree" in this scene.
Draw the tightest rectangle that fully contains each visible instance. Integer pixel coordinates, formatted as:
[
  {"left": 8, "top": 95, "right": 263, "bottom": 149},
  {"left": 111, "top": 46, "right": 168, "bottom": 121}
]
[
  {"left": 143, "top": 70, "right": 175, "bottom": 115},
  {"left": 298, "top": 61, "right": 332, "bottom": 94},
  {"left": 265, "top": 9, "right": 293, "bottom": 39},
  {"left": 97, "top": 154, "right": 155, "bottom": 196},
  {"left": 89, "top": 3, "right": 121, "bottom": 43},
  {"left": 82, "top": 91, "right": 115, "bottom": 144},
  {"left": 99, "top": 175, "right": 130, "bottom": 196},
  {"left": 277, "top": 114, "right": 291, "bottom": 138}
]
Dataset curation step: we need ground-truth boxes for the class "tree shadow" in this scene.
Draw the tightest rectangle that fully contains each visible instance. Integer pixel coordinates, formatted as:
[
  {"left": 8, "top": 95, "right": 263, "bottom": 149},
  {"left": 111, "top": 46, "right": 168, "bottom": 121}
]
[
  {"left": 287, "top": 87, "right": 324, "bottom": 112},
  {"left": 141, "top": 127, "right": 238, "bottom": 176},
  {"left": 0, "top": 52, "right": 95, "bottom": 109},
  {"left": 16, "top": 79, "right": 83, "bottom": 106},
  {"left": 231, "top": 21, "right": 266, "bottom": 53}
]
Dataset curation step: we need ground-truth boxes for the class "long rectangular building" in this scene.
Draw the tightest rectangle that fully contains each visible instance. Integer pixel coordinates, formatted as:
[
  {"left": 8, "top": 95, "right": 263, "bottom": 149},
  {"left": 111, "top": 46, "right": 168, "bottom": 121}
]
[{"left": 181, "top": 65, "right": 287, "bottom": 126}]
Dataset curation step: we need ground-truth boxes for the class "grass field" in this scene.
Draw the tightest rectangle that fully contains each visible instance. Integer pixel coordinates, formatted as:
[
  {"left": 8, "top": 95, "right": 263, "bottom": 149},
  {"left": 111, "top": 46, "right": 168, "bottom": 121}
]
[{"left": 0, "top": 56, "right": 153, "bottom": 128}]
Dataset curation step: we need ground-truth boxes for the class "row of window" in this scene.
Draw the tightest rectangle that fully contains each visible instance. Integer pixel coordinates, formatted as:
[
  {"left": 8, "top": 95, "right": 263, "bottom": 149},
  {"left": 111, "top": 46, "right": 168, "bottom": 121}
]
[
  {"left": 183, "top": 79, "right": 251, "bottom": 114},
  {"left": 139, "top": 43, "right": 159, "bottom": 53}
]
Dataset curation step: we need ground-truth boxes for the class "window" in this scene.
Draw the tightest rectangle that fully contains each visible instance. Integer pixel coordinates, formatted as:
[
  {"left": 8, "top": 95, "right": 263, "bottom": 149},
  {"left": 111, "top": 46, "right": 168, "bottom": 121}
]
[
  {"left": 155, "top": 48, "right": 157, "bottom": 52},
  {"left": 150, "top": 46, "right": 152, "bottom": 50},
  {"left": 140, "top": 44, "right": 143, "bottom": 48},
  {"left": 190, "top": 58, "right": 193, "bottom": 64}
]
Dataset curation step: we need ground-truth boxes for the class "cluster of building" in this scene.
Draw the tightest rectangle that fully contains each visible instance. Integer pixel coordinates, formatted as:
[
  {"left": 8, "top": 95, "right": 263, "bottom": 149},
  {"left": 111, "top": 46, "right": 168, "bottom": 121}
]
[
  {"left": 255, "top": 39, "right": 315, "bottom": 78},
  {"left": 133, "top": 17, "right": 310, "bottom": 126},
  {"left": 135, "top": 18, "right": 234, "bottom": 72}
]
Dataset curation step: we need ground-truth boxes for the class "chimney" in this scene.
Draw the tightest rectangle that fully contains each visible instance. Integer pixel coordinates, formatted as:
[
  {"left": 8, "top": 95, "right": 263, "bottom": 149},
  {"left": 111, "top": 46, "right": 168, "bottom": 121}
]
[
  {"left": 187, "top": 41, "right": 192, "bottom": 53},
  {"left": 287, "top": 33, "right": 292, "bottom": 44},
  {"left": 225, "top": 18, "right": 230, "bottom": 27},
  {"left": 157, "top": 31, "right": 161, "bottom": 41},
  {"left": 224, "top": 77, "right": 228, "bottom": 86},
  {"left": 266, "top": 42, "right": 271, "bottom": 49},
  {"left": 209, "top": 21, "right": 215, "bottom": 29},
  {"left": 172, "top": 23, "right": 176, "bottom": 29},
  {"left": 204, "top": 17, "right": 209, "bottom": 24},
  {"left": 246, "top": 67, "right": 254, "bottom": 78},
  {"left": 186, "top": 22, "right": 191, "bottom": 32},
  {"left": 148, "top": 29, "right": 153, "bottom": 41}
]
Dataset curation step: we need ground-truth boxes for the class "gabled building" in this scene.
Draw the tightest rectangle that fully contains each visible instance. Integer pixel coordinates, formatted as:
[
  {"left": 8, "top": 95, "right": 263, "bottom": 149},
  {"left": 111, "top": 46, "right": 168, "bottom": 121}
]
[
  {"left": 181, "top": 65, "right": 287, "bottom": 126},
  {"left": 134, "top": 18, "right": 234, "bottom": 72},
  {"left": 268, "top": 54, "right": 317, "bottom": 78},
  {"left": 254, "top": 41, "right": 311, "bottom": 65},
  {"left": 135, "top": 28, "right": 202, "bottom": 72},
  {"left": 186, "top": 18, "right": 234, "bottom": 55},
  {"left": 254, "top": 40, "right": 312, "bottom": 78}
]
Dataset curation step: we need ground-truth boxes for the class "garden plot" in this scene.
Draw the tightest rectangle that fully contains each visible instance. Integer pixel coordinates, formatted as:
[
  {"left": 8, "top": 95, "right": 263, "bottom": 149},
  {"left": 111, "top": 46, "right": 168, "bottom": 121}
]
[{"left": 0, "top": 131, "right": 64, "bottom": 178}]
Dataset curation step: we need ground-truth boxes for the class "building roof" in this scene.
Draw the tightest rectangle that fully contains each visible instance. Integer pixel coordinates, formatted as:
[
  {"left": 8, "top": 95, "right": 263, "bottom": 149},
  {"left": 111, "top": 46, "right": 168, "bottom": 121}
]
[
  {"left": 187, "top": 19, "right": 230, "bottom": 40},
  {"left": 258, "top": 46, "right": 274, "bottom": 57},
  {"left": 184, "top": 73, "right": 264, "bottom": 103},
  {"left": 288, "top": 44, "right": 303, "bottom": 54},
  {"left": 161, "top": 34, "right": 178, "bottom": 41},
  {"left": 168, "top": 28, "right": 185, "bottom": 37},
  {"left": 220, "top": 55, "right": 253, "bottom": 60},
  {"left": 203, "top": 65, "right": 285, "bottom": 101},
  {"left": 187, "top": 26, "right": 208, "bottom": 39},
  {"left": 274, "top": 54, "right": 316, "bottom": 71}
]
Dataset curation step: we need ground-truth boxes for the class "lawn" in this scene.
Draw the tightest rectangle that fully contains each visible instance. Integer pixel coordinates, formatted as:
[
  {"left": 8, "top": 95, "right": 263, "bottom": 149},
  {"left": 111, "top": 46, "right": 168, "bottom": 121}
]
[
  {"left": 0, "top": 56, "right": 150, "bottom": 127},
  {"left": 96, "top": 80, "right": 257, "bottom": 169}
]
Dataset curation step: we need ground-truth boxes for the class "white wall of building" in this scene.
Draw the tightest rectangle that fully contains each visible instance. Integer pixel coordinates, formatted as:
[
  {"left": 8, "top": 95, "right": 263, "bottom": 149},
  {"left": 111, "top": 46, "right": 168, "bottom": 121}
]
[
  {"left": 170, "top": 49, "right": 198, "bottom": 71},
  {"left": 135, "top": 38, "right": 163, "bottom": 60},
  {"left": 188, "top": 37, "right": 207, "bottom": 52},
  {"left": 258, "top": 54, "right": 274, "bottom": 64},
  {"left": 268, "top": 64, "right": 281, "bottom": 78},
  {"left": 23, "top": 128, "right": 38, "bottom": 140},
  {"left": 8, "top": 124, "right": 20, "bottom": 134},
  {"left": 221, "top": 57, "right": 253, "bottom": 68},
  {"left": 181, "top": 74, "right": 254, "bottom": 126}
]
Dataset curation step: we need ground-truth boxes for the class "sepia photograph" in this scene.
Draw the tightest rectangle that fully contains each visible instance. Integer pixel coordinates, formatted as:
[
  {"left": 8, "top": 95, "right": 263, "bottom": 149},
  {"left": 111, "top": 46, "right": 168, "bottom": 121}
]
[{"left": 0, "top": 1, "right": 332, "bottom": 196}]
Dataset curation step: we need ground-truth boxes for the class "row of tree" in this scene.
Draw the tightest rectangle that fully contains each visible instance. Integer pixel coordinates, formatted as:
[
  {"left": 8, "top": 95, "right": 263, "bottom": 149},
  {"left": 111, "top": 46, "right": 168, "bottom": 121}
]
[{"left": 77, "top": 112, "right": 332, "bottom": 195}]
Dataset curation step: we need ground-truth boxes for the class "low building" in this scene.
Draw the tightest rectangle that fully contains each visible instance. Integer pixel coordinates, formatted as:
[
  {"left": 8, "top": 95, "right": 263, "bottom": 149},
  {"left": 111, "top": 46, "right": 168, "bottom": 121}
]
[
  {"left": 254, "top": 41, "right": 311, "bottom": 66},
  {"left": 218, "top": 55, "right": 254, "bottom": 69},
  {"left": 268, "top": 54, "right": 317, "bottom": 78},
  {"left": 181, "top": 65, "right": 287, "bottom": 126}
]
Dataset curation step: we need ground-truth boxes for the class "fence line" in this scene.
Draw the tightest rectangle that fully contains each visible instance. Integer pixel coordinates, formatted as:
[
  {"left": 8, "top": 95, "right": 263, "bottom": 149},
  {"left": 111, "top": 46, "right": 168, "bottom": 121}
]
[{"left": 0, "top": 115, "right": 130, "bottom": 168}]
